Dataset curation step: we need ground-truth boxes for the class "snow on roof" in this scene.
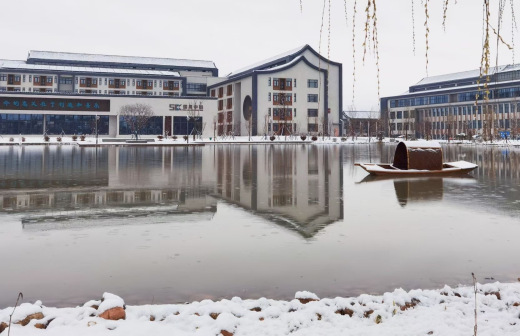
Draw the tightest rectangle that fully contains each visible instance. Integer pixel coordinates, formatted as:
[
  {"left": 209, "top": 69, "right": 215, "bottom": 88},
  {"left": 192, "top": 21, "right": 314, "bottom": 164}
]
[
  {"left": 227, "top": 45, "right": 307, "bottom": 77},
  {"left": 413, "top": 65, "right": 506, "bottom": 86},
  {"left": 0, "top": 59, "right": 180, "bottom": 77},
  {"left": 28, "top": 50, "right": 217, "bottom": 69},
  {"left": 343, "top": 110, "right": 380, "bottom": 119}
]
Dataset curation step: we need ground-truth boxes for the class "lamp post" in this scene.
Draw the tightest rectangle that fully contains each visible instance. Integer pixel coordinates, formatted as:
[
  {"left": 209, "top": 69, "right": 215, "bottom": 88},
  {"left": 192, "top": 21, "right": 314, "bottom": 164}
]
[
  {"left": 95, "top": 115, "right": 100, "bottom": 146},
  {"left": 186, "top": 116, "right": 189, "bottom": 144}
]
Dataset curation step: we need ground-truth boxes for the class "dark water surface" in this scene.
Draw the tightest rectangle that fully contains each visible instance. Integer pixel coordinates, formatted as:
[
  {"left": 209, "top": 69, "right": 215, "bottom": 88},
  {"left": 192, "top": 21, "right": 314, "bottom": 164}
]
[{"left": 0, "top": 144, "right": 519, "bottom": 307}]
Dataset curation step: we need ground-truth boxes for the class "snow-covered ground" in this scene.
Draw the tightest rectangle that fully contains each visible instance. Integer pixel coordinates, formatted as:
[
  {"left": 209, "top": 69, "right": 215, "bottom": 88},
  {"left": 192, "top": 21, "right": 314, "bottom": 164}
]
[
  {"left": 1, "top": 282, "right": 519, "bottom": 335},
  {"left": 1, "top": 135, "right": 520, "bottom": 146}
]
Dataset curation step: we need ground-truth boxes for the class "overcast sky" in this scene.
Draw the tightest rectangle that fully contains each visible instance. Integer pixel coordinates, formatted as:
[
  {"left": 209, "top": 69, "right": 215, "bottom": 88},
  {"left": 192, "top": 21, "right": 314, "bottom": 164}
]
[{"left": 1, "top": 0, "right": 518, "bottom": 110}]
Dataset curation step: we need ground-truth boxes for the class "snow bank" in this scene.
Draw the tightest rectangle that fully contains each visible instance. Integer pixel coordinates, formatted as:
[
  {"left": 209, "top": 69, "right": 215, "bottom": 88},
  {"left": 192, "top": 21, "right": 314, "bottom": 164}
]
[{"left": 1, "top": 283, "right": 520, "bottom": 335}]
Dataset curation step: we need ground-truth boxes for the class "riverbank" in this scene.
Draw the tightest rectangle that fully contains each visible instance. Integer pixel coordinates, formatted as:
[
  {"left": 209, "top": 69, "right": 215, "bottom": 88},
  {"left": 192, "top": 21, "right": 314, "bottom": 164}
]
[
  {"left": 1, "top": 135, "right": 520, "bottom": 147},
  {"left": 1, "top": 282, "right": 519, "bottom": 335}
]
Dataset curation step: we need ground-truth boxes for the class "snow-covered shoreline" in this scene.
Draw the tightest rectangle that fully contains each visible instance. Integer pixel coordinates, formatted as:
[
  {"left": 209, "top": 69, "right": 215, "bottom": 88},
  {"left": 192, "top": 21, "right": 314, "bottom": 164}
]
[
  {"left": 1, "top": 282, "right": 519, "bottom": 335},
  {"left": 1, "top": 135, "right": 520, "bottom": 147}
]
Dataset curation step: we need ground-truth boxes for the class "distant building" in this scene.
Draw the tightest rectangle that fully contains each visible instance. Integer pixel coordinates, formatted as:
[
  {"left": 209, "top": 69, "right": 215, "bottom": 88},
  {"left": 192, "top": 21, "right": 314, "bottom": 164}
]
[
  {"left": 208, "top": 45, "right": 343, "bottom": 137},
  {"left": 381, "top": 64, "right": 520, "bottom": 140},
  {"left": 0, "top": 50, "right": 218, "bottom": 136},
  {"left": 0, "top": 46, "right": 343, "bottom": 138},
  {"left": 342, "top": 110, "right": 381, "bottom": 137}
]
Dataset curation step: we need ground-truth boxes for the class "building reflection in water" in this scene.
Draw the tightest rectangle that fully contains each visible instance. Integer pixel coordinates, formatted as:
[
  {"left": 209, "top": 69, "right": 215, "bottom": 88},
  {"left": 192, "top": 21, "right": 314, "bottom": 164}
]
[
  {"left": 213, "top": 145, "right": 343, "bottom": 237},
  {"left": 0, "top": 145, "right": 343, "bottom": 237}
]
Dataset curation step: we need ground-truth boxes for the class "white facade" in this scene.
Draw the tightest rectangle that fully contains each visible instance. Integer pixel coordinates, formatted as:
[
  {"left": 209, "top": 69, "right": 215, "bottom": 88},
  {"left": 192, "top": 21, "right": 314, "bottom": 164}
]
[{"left": 208, "top": 45, "right": 343, "bottom": 136}]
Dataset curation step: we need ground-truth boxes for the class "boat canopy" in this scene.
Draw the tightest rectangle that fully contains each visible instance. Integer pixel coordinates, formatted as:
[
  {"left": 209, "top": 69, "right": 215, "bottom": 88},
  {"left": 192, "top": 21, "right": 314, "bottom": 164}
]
[{"left": 393, "top": 141, "right": 443, "bottom": 170}]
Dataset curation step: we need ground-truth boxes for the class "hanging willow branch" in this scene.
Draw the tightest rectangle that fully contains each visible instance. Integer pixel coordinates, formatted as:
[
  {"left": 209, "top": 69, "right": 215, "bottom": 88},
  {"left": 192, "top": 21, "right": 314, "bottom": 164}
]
[
  {"left": 442, "top": 0, "right": 450, "bottom": 31},
  {"left": 352, "top": 0, "right": 357, "bottom": 104},
  {"left": 424, "top": 0, "right": 430, "bottom": 76},
  {"left": 411, "top": 0, "right": 416, "bottom": 55}
]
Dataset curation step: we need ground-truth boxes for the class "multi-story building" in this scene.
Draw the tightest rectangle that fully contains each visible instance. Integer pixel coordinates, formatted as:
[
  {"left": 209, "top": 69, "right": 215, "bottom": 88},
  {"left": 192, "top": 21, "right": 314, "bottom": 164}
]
[
  {"left": 208, "top": 45, "right": 343, "bottom": 137},
  {"left": 382, "top": 64, "right": 520, "bottom": 140},
  {"left": 0, "top": 51, "right": 218, "bottom": 136}
]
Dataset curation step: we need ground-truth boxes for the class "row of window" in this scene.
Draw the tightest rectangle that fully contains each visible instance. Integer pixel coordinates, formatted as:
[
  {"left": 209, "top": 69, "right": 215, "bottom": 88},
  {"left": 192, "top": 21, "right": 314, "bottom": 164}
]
[
  {"left": 267, "top": 93, "right": 318, "bottom": 103},
  {"left": 266, "top": 78, "right": 320, "bottom": 88},
  {"left": 391, "top": 103, "right": 520, "bottom": 120}
]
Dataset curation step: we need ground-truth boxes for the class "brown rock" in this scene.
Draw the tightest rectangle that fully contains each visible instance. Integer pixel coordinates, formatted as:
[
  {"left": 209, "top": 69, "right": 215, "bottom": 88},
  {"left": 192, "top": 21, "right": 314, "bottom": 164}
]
[
  {"left": 98, "top": 307, "right": 126, "bottom": 320},
  {"left": 485, "top": 291, "right": 501, "bottom": 300},
  {"left": 316, "top": 313, "right": 322, "bottom": 320},
  {"left": 149, "top": 316, "right": 155, "bottom": 321},
  {"left": 364, "top": 309, "right": 374, "bottom": 318},
  {"left": 16, "top": 312, "right": 44, "bottom": 326},
  {"left": 221, "top": 330, "right": 234, "bottom": 336},
  {"left": 259, "top": 317, "right": 264, "bottom": 321},
  {"left": 335, "top": 308, "right": 354, "bottom": 317},
  {"left": 250, "top": 307, "right": 262, "bottom": 312},
  {"left": 399, "top": 299, "right": 420, "bottom": 311},
  {"left": 0, "top": 322, "right": 8, "bottom": 333},
  {"left": 454, "top": 293, "right": 462, "bottom": 298},
  {"left": 34, "top": 323, "right": 46, "bottom": 329},
  {"left": 298, "top": 298, "right": 317, "bottom": 304},
  {"left": 512, "top": 302, "right": 520, "bottom": 307},
  {"left": 210, "top": 313, "right": 219, "bottom": 320}
]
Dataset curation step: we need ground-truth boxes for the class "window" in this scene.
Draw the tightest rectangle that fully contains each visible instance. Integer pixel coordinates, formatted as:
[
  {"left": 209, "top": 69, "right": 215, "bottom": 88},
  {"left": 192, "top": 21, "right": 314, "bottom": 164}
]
[
  {"left": 273, "top": 93, "right": 278, "bottom": 102},
  {"left": 105, "top": 78, "right": 108, "bottom": 85},
  {"left": 29, "top": 75, "right": 32, "bottom": 82},
  {"left": 15, "top": 76, "right": 21, "bottom": 82},
  {"left": 307, "top": 109, "right": 318, "bottom": 117},
  {"left": 80, "top": 79, "right": 86, "bottom": 84},
  {"left": 173, "top": 82, "right": 179, "bottom": 88},
  {"left": 273, "top": 79, "right": 279, "bottom": 86},
  {"left": 308, "top": 79, "right": 318, "bottom": 88},
  {"left": 92, "top": 79, "right": 97, "bottom": 85},
  {"left": 286, "top": 79, "right": 291, "bottom": 87},
  {"left": 154, "top": 80, "right": 157, "bottom": 87},
  {"left": 307, "top": 94, "right": 318, "bottom": 102},
  {"left": 268, "top": 77, "right": 271, "bottom": 86},
  {"left": 137, "top": 81, "right": 141, "bottom": 86},
  {"left": 0, "top": 75, "right": 6, "bottom": 81},
  {"left": 268, "top": 108, "right": 271, "bottom": 116},
  {"left": 109, "top": 80, "right": 114, "bottom": 85},
  {"left": 23, "top": 75, "right": 26, "bottom": 82},
  {"left": 397, "top": 111, "right": 403, "bottom": 119},
  {"left": 294, "top": 79, "right": 297, "bottom": 87},
  {"left": 294, "top": 108, "right": 296, "bottom": 117},
  {"left": 294, "top": 93, "right": 297, "bottom": 102},
  {"left": 132, "top": 79, "right": 135, "bottom": 85},
  {"left": 268, "top": 92, "right": 271, "bottom": 101}
]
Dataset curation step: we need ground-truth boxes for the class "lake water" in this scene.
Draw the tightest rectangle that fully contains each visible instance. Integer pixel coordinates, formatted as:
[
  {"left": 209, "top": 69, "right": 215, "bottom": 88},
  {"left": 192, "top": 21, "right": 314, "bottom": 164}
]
[{"left": 0, "top": 144, "right": 519, "bottom": 307}]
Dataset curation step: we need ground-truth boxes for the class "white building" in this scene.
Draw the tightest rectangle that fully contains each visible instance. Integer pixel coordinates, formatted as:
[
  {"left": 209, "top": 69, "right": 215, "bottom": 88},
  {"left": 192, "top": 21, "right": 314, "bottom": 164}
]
[{"left": 208, "top": 45, "right": 343, "bottom": 136}]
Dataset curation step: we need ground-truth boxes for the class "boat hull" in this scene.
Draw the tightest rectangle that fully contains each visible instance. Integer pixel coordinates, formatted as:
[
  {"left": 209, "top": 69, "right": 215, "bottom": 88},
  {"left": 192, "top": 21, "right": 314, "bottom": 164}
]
[{"left": 354, "top": 161, "right": 478, "bottom": 176}]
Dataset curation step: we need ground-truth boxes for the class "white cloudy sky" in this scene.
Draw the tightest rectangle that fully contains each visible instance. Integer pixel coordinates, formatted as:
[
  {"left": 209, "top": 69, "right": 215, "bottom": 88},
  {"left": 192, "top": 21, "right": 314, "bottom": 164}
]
[{"left": 1, "top": 0, "right": 518, "bottom": 110}]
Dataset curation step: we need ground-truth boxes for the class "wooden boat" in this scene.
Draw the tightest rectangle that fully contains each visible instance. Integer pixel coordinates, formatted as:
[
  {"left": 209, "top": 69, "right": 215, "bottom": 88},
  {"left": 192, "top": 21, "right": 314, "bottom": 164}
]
[{"left": 355, "top": 141, "right": 478, "bottom": 176}]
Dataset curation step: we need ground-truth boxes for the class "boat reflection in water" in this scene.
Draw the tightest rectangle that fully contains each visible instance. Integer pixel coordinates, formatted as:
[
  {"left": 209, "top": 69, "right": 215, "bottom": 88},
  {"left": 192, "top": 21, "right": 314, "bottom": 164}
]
[
  {"left": 0, "top": 145, "right": 343, "bottom": 237},
  {"left": 358, "top": 174, "right": 477, "bottom": 208}
]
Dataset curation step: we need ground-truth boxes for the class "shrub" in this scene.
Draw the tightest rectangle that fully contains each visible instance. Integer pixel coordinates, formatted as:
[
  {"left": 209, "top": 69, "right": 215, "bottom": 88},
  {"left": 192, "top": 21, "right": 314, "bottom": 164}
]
[
  {"left": 72, "top": 135, "right": 78, "bottom": 141},
  {"left": 270, "top": 135, "right": 276, "bottom": 141},
  {"left": 9, "top": 137, "right": 14, "bottom": 142},
  {"left": 44, "top": 135, "right": 50, "bottom": 142},
  {"left": 341, "top": 137, "right": 347, "bottom": 142},
  {"left": 183, "top": 135, "right": 188, "bottom": 141},
  {"left": 300, "top": 135, "right": 307, "bottom": 141},
  {"left": 80, "top": 135, "right": 86, "bottom": 141},
  {"left": 172, "top": 135, "right": 178, "bottom": 140},
  {"left": 57, "top": 137, "right": 62, "bottom": 142},
  {"left": 21, "top": 137, "right": 26, "bottom": 142},
  {"left": 157, "top": 135, "right": 164, "bottom": 140},
  {"left": 311, "top": 136, "right": 318, "bottom": 141}
]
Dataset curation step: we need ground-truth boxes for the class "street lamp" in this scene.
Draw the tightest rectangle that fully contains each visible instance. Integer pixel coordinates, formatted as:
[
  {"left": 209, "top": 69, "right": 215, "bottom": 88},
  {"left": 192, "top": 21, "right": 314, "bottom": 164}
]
[
  {"left": 95, "top": 115, "right": 100, "bottom": 146},
  {"left": 186, "top": 116, "right": 189, "bottom": 144}
]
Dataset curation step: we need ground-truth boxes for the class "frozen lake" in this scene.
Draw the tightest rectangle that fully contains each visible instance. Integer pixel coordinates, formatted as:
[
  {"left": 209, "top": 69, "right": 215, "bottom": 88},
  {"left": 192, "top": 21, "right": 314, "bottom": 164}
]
[{"left": 0, "top": 144, "right": 519, "bottom": 307}]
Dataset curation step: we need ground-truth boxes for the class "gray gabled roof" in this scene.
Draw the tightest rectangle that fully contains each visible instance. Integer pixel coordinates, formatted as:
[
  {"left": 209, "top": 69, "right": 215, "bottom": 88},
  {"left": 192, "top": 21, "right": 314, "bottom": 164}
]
[
  {"left": 28, "top": 50, "right": 217, "bottom": 70},
  {"left": 0, "top": 60, "right": 181, "bottom": 77},
  {"left": 413, "top": 65, "right": 511, "bottom": 87},
  {"left": 226, "top": 45, "right": 308, "bottom": 78}
]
